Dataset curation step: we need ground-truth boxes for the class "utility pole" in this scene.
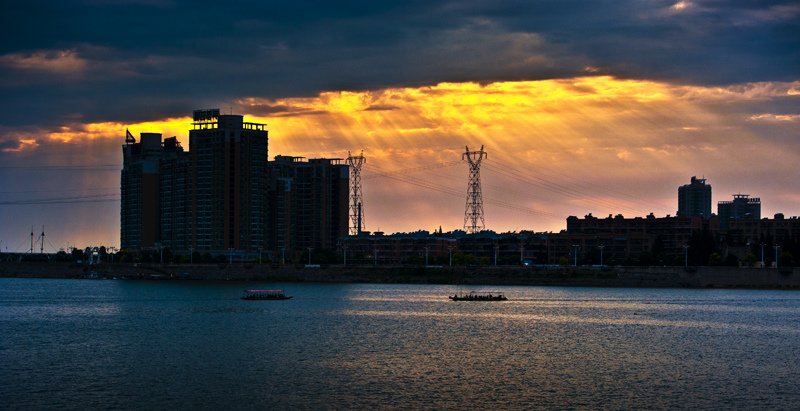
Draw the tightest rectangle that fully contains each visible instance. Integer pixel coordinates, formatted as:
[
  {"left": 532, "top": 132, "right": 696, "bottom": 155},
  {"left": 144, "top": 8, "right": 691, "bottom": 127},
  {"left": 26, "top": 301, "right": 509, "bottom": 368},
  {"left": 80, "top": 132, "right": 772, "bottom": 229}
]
[{"left": 463, "top": 145, "right": 487, "bottom": 234}]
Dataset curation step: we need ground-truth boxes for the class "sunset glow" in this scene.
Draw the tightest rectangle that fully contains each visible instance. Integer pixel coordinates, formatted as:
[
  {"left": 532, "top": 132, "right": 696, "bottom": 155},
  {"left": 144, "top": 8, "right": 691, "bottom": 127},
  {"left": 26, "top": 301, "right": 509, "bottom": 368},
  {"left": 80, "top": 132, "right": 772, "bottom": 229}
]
[
  {"left": 3, "top": 76, "right": 797, "bottom": 248},
  {"left": 1, "top": 1, "right": 797, "bottom": 250}
]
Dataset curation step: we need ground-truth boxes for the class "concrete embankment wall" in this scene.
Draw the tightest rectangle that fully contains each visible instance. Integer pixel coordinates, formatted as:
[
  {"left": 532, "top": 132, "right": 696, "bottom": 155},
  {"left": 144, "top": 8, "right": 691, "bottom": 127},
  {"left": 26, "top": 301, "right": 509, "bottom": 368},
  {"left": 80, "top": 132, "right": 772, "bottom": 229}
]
[{"left": 2, "top": 262, "right": 798, "bottom": 289}]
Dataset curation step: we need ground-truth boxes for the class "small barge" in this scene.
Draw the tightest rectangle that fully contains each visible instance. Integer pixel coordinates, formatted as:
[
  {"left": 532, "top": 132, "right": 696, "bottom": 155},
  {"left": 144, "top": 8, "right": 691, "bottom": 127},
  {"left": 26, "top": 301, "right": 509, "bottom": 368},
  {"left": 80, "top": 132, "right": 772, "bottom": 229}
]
[
  {"left": 241, "top": 290, "right": 293, "bottom": 300},
  {"left": 449, "top": 291, "right": 507, "bottom": 301}
]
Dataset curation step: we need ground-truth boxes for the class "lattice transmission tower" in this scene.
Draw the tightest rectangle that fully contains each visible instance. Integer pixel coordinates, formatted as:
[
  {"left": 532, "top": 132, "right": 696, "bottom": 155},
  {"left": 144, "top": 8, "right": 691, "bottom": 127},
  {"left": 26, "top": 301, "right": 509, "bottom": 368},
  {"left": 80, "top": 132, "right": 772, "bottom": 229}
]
[
  {"left": 463, "top": 145, "right": 487, "bottom": 234},
  {"left": 347, "top": 151, "right": 366, "bottom": 235}
]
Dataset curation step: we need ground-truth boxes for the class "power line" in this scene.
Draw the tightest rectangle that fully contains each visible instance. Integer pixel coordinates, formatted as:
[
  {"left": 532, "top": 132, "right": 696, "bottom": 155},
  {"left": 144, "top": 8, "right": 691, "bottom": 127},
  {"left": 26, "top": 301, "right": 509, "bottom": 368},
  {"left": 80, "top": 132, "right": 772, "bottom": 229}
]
[
  {"left": 489, "top": 150, "right": 672, "bottom": 214},
  {"left": 0, "top": 193, "right": 119, "bottom": 206},
  {"left": 362, "top": 160, "right": 461, "bottom": 179},
  {"left": 0, "top": 187, "right": 118, "bottom": 194},
  {"left": 365, "top": 162, "right": 563, "bottom": 220},
  {"left": 362, "top": 150, "right": 670, "bottom": 218},
  {"left": 482, "top": 163, "right": 646, "bottom": 216},
  {"left": 0, "top": 164, "right": 119, "bottom": 170}
]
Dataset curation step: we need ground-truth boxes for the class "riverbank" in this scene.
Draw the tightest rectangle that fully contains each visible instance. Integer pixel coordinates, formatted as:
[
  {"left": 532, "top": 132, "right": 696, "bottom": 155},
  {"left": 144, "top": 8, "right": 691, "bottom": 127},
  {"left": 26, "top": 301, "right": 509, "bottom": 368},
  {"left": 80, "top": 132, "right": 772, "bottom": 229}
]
[{"left": 1, "top": 261, "right": 798, "bottom": 288}]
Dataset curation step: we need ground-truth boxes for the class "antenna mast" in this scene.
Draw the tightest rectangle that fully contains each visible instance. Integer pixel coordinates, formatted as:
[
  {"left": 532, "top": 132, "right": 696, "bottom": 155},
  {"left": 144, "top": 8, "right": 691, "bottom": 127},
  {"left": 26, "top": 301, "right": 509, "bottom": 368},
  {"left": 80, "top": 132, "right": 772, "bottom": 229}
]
[
  {"left": 347, "top": 151, "right": 366, "bottom": 235},
  {"left": 463, "top": 145, "right": 487, "bottom": 234}
]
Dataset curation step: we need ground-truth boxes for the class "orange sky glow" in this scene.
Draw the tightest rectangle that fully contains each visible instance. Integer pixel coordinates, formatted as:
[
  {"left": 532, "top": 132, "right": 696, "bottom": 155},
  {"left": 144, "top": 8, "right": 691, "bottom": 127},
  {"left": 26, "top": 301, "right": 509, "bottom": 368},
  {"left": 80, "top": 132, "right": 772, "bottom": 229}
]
[{"left": 2, "top": 76, "right": 798, "bottom": 249}]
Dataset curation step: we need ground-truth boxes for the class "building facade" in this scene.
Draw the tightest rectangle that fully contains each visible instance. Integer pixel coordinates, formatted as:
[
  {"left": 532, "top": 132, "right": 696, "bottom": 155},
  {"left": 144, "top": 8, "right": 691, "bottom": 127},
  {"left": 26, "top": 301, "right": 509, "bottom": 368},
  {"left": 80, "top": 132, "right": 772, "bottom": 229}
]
[
  {"left": 268, "top": 156, "right": 349, "bottom": 259},
  {"left": 718, "top": 194, "right": 761, "bottom": 232},
  {"left": 158, "top": 137, "right": 191, "bottom": 251},
  {"left": 558, "top": 213, "right": 717, "bottom": 264},
  {"left": 121, "top": 110, "right": 350, "bottom": 257},
  {"left": 678, "top": 176, "right": 712, "bottom": 218},
  {"left": 189, "top": 113, "right": 269, "bottom": 251},
  {"left": 121, "top": 132, "right": 164, "bottom": 250}
]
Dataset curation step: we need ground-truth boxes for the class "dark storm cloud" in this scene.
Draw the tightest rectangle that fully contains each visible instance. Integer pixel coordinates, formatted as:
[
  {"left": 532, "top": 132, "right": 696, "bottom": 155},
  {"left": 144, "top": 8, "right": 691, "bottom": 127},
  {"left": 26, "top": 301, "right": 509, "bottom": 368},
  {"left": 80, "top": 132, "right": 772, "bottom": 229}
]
[{"left": 0, "top": 0, "right": 797, "bottom": 127}]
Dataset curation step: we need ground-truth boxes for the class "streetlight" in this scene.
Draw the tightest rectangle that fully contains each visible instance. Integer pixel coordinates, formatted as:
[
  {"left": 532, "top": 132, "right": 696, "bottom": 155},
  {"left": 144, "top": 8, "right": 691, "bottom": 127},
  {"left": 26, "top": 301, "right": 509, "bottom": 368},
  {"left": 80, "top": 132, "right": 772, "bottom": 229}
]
[
  {"left": 572, "top": 244, "right": 579, "bottom": 266},
  {"left": 775, "top": 245, "right": 780, "bottom": 268},
  {"left": 494, "top": 246, "right": 499, "bottom": 266},
  {"left": 449, "top": 246, "right": 453, "bottom": 267},
  {"left": 281, "top": 247, "right": 285, "bottom": 265},
  {"left": 760, "top": 243, "right": 765, "bottom": 268},
  {"left": 259, "top": 247, "right": 262, "bottom": 265},
  {"left": 425, "top": 247, "right": 429, "bottom": 266},
  {"left": 190, "top": 247, "right": 193, "bottom": 265},
  {"left": 599, "top": 245, "right": 605, "bottom": 267},
  {"left": 683, "top": 244, "right": 689, "bottom": 267},
  {"left": 520, "top": 246, "right": 524, "bottom": 265},
  {"left": 229, "top": 248, "right": 233, "bottom": 265},
  {"left": 308, "top": 248, "right": 313, "bottom": 265},
  {"left": 343, "top": 245, "right": 347, "bottom": 266}
]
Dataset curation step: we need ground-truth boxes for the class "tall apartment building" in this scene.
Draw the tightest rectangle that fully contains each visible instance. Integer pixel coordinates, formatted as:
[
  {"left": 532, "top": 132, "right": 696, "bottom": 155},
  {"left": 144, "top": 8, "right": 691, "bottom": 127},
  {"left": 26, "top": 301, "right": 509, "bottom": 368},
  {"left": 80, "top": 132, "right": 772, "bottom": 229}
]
[
  {"left": 121, "top": 132, "right": 164, "bottom": 250},
  {"left": 267, "top": 155, "right": 349, "bottom": 259},
  {"left": 678, "top": 176, "right": 712, "bottom": 218},
  {"left": 121, "top": 110, "right": 350, "bottom": 257},
  {"left": 158, "top": 137, "right": 191, "bottom": 250},
  {"left": 718, "top": 194, "right": 761, "bottom": 232},
  {"left": 189, "top": 112, "right": 269, "bottom": 251}
]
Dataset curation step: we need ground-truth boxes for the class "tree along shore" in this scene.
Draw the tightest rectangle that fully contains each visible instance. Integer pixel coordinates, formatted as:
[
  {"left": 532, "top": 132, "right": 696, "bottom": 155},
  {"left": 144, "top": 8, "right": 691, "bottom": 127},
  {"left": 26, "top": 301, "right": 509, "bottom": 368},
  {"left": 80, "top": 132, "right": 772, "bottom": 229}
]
[{"left": 1, "top": 261, "right": 798, "bottom": 289}]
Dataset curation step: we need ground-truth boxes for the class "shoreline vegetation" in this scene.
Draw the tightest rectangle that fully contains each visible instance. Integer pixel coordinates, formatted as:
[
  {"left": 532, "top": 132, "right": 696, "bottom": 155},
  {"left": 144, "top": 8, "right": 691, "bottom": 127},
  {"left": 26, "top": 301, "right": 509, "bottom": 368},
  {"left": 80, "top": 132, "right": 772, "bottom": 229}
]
[{"left": 1, "top": 261, "right": 797, "bottom": 289}]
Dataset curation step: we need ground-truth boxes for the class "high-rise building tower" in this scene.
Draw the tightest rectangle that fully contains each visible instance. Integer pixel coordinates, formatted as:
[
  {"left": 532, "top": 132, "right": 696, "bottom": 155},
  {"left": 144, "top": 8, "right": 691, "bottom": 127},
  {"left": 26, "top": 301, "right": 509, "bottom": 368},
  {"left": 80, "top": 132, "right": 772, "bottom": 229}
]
[
  {"left": 121, "top": 109, "right": 350, "bottom": 257},
  {"left": 718, "top": 194, "right": 761, "bottom": 232},
  {"left": 189, "top": 110, "right": 268, "bottom": 251},
  {"left": 121, "top": 131, "right": 163, "bottom": 250},
  {"left": 267, "top": 156, "right": 349, "bottom": 259},
  {"left": 678, "top": 176, "right": 712, "bottom": 219},
  {"left": 158, "top": 136, "right": 191, "bottom": 250}
]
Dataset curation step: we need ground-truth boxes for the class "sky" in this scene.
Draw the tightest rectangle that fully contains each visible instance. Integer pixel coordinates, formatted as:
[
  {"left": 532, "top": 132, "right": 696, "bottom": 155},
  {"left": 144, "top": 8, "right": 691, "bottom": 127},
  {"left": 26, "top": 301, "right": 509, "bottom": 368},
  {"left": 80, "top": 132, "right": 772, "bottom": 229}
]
[{"left": 1, "top": 0, "right": 798, "bottom": 252}]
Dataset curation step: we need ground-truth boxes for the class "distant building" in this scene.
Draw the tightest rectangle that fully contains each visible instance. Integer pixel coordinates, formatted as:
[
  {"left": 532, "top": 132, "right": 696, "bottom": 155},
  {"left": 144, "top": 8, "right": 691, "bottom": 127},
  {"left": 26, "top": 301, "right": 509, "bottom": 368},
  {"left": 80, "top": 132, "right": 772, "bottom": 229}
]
[
  {"left": 678, "top": 176, "right": 712, "bottom": 218},
  {"left": 338, "top": 230, "right": 548, "bottom": 265},
  {"left": 727, "top": 213, "right": 800, "bottom": 245},
  {"left": 560, "top": 213, "right": 718, "bottom": 264},
  {"left": 121, "top": 132, "right": 165, "bottom": 250},
  {"left": 268, "top": 156, "right": 349, "bottom": 259},
  {"left": 121, "top": 110, "right": 350, "bottom": 258},
  {"left": 717, "top": 194, "right": 761, "bottom": 232}
]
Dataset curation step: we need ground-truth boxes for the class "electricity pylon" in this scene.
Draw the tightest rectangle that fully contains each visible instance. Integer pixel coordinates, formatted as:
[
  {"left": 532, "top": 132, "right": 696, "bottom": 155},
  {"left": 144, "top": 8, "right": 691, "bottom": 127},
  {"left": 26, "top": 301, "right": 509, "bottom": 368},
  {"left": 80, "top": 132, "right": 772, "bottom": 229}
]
[
  {"left": 347, "top": 151, "right": 366, "bottom": 235},
  {"left": 463, "top": 145, "right": 487, "bottom": 234}
]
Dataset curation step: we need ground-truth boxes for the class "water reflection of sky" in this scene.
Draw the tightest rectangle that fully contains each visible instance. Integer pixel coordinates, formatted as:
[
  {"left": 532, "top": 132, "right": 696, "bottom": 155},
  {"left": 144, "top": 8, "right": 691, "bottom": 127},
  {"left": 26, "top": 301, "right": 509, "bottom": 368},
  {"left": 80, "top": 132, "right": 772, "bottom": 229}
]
[{"left": 3, "top": 279, "right": 800, "bottom": 410}]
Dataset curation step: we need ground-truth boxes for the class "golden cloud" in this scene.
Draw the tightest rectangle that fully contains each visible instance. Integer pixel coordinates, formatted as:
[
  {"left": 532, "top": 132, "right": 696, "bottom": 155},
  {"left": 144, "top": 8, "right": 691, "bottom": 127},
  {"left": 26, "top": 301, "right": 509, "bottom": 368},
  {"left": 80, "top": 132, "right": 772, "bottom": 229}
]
[
  {"left": 0, "top": 49, "right": 87, "bottom": 73},
  {"left": 10, "top": 76, "right": 797, "bottom": 233}
]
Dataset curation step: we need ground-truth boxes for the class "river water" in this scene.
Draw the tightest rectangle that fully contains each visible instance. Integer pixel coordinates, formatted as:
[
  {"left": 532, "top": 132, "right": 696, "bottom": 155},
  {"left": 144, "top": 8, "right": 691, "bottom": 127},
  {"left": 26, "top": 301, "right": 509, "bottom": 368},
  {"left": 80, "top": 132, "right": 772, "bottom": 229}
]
[{"left": 1, "top": 278, "right": 799, "bottom": 410}]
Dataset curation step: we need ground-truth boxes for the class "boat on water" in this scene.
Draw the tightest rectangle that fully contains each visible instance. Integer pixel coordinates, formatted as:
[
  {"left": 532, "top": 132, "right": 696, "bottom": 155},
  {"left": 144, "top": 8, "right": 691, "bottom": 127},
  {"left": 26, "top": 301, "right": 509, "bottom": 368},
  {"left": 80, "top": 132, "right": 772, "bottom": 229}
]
[
  {"left": 449, "top": 291, "right": 507, "bottom": 301},
  {"left": 241, "top": 290, "right": 293, "bottom": 300}
]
